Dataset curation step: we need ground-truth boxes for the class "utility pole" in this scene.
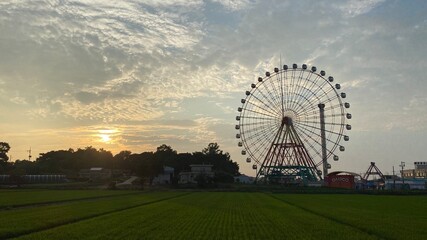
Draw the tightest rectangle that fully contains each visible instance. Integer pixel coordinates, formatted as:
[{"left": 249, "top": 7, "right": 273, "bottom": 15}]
[
  {"left": 399, "top": 161, "right": 405, "bottom": 187},
  {"left": 392, "top": 166, "right": 395, "bottom": 190},
  {"left": 27, "top": 147, "right": 32, "bottom": 161}
]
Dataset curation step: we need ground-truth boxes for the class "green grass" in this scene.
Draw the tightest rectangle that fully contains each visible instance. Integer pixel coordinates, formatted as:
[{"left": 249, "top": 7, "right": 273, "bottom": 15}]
[
  {"left": 272, "top": 194, "right": 427, "bottom": 239},
  {"left": 0, "top": 189, "right": 137, "bottom": 208},
  {"left": 0, "top": 191, "right": 186, "bottom": 239},
  {"left": 1, "top": 191, "right": 425, "bottom": 239}
]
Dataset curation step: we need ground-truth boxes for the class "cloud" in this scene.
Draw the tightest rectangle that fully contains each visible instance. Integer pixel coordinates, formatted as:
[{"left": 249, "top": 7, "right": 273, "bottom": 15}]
[{"left": 335, "top": 0, "right": 385, "bottom": 17}]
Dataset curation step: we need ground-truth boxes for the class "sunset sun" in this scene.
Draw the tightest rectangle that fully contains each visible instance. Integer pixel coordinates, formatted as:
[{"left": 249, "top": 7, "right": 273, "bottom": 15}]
[
  {"left": 100, "top": 134, "right": 111, "bottom": 143},
  {"left": 97, "top": 129, "right": 118, "bottom": 143}
]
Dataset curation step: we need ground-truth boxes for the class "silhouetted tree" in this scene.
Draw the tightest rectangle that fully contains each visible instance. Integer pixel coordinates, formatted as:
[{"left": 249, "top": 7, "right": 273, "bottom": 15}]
[
  {"left": 0, "top": 142, "right": 11, "bottom": 163},
  {"left": 3, "top": 143, "right": 241, "bottom": 184},
  {"left": 113, "top": 150, "right": 132, "bottom": 170},
  {"left": 129, "top": 152, "right": 163, "bottom": 185},
  {"left": 202, "top": 142, "right": 223, "bottom": 155},
  {"left": 12, "top": 160, "right": 39, "bottom": 175},
  {"left": 200, "top": 143, "right": 240, "bottom": 183},
  {"left": 154, "top": 144, "right": 177, "bottom": 169},
  {"left": 36, "top": 149, "right": 74, "bottom": 174}
]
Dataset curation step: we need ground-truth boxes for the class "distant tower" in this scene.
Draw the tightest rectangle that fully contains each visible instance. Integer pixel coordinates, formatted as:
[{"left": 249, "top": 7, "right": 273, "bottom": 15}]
[{"left": 27, "top": 147, "right": 32, "bottom": 161}]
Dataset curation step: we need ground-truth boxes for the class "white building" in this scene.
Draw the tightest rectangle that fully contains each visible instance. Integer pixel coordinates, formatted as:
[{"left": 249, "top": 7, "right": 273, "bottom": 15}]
[
  {"left": 79, "top": 167, "right": 112, "bottom": 180},
  {"left": 152, "top": 166, "right": 174, "bottom": 185},
  {"left": 179, "top": 164, "right": 214, "bottom": 184},
  {"left": 402, "top": 162, "right": 427, "bottom": 179},
  {"left": 234, "top": 174, "right": 254, "bottom": 184}
]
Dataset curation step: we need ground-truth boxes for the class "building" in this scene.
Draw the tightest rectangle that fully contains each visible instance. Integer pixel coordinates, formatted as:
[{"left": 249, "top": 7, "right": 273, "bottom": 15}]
[
  {"left": 79, "top": 168, "right": 112, "bottom": 180},
  {"left": 152, "top": 166, "right": 174, "bottom": 185},
  {"left": 384, "top": 179, "right": 426, "bottom": 190},
  {"left": 179, "top": 164, "right": 214, "bottom": 184},
  {"left": 23, "top": 175, "right": 67, "bottom": 183},
  {"left": 326, "top": 171, "right": 365, "bottom": 189},
  {"left": 402, "top": 162, "right": 427, "bottom": 179},
  {"left": 0, "top": 175, "right": 67, "bottom": 184},
  {"left": 234, "top": 174, "right": 254, "bottom": 184}
]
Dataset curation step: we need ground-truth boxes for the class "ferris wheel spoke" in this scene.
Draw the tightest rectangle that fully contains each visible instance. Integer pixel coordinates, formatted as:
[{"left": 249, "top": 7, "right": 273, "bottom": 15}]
[
  {"left": 268, "top": 73, "right": 283, "bottom": 114},
  {"left": 240, "top": 121, "right": 276, "bottom": 129},
  {"left": 294, "top": 124, "right": 338, "bottom": 160},
  {"left": 299, "top": 74, "right": 324, "bottom": 104},
  {"left": 246, "top": 127, "right": 277, "bottom": 164},
  {"left": 295, "top": 125, "right": 341, "bottom": 153},
  {"left": 242, "top": 122, "right": 278, "bottom": 139},
  {"left": 290, "top": 89, "right": 321, "bottom": 118},
  {"left": 279, "top": 70, "right": 285, "bottom": 116},
  {"left": 299, "top": 74, "right": 331, "bottom": 103},
  {"left": 243, "top": 103, "right": 279, "bottom": 118},
  {"left": 296, "top": 121, "right": 343, "bottom": 137},
  {"left": 298, "top": 120, "right": 344, "bottom": 126},
  {"left": 287, "top": 69, "right": 304, "bottom": 112},
  {"left": 294, "top": 81, "right": 339, "bottom": 118},
  {"left": 283, "top": 71, "right": 292, "bottom": 111},
  {"left": 298, "top": 86, "right": 335, "bottom": 115},
  {"left": 293, "top": 128, "right": 323, "bottom": 161},
  {"left": 240, "top": 116, "right": 276, "bottom": 121},
  {"left": 290, "top": 70, "right": 317, "bottom": 111},
  {"left": 243, "top": 125, "right": 278, "bottom": 142},
  {"left": 244, "top": 126, "right": 278, "bottom": 162},
  {"left": 298, "top": 102, "right": 344, "bottom": 121},
  {"left": 246, "top": 92, "right": 282, "bottom": 117},
  {"left": 300, "top": 84, "right": 339, "bottom": 112},
  {"left": 257, "top": 79, "right": 283, "bottom": 116}
]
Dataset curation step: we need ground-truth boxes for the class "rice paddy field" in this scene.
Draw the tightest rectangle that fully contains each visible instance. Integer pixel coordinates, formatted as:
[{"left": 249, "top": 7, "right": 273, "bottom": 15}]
[{"left": 0, "top": 189, "right": 426, "bottom": 239}]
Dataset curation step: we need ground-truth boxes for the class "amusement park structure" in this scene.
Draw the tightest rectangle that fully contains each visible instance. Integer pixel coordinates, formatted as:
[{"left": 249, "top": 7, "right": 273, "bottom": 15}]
[
  {"left": 363, "top": 162, "right": 385, "bottom": 181},
  {"left": 235, "top": 63, "right": 351, "bottom": 184}
]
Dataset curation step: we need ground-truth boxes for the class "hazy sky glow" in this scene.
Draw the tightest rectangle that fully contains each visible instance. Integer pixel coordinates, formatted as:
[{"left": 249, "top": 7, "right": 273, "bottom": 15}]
[{"left": 1, "top": 0, "right": 427, "bottom": 175}]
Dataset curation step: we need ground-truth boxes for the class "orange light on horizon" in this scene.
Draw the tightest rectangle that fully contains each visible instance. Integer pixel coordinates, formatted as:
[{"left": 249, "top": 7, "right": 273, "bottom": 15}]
[
  {"left": 100, "top": 134, "right": 112, "bottom": 143},
  {"left": 97, "top": 128, "right": 120, "bottom": 144}
]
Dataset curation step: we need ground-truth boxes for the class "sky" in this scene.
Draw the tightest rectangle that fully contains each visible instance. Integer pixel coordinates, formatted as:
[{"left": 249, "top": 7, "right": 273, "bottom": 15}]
[{"left": 1, "top": 0, "right": 427, "bottom": 176}]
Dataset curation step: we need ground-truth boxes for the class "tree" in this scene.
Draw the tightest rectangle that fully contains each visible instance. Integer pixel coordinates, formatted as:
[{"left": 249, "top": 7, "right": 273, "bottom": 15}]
[
  {"left": 129, "top": 152, "right": 163, "bottom": 185},
  {"left": 156, "top": 144, "right": 177, "bottom": 154},
  {"left": 113, "top": 150, "right": 132, "bottom": 170},
  {"left": 0, "top": 142, "right": 11, "bottom": 166},
  {"left": 199, "top": 143, "right": 240, "bottom": 183},
  {"left": 202, "top": 142, "right": 223, "bottom": 155},
  {"left": 155, "top": 144, "right": 177, "bottom": 170}
]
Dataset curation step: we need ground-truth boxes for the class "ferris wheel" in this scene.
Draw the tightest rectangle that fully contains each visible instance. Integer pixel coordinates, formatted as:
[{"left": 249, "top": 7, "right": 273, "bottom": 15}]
[{"left": 235, "top": 63, "right": 351, "bottom": 183}]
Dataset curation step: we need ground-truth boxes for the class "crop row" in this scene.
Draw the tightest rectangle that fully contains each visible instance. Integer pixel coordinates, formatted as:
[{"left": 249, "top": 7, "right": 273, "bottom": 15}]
[
  {"left": 272, "top": 194, "right": 427, "bottom": 239},
  {"left": 0, "top": 189, "right": 137, "bottom": 208},
  {"left": 0, "top": 191, "right": 186, "bottom": 239},
  {"left": 14, "top": 192, "right": 377, "bottom": 240}
]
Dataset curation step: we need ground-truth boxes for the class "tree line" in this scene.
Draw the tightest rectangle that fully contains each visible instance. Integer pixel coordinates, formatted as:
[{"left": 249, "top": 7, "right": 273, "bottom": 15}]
[{"left": 0, "top": 142, "right": 240, "bottom": 183}]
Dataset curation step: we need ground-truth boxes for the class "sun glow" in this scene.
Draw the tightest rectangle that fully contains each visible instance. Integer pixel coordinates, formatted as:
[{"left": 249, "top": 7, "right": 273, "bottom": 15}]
[
  {"left": 97, "top": 128, "right": 119, "bottom": 143},
  {"left": 100, "top": 134, "right": 111, "bottom": 143}
]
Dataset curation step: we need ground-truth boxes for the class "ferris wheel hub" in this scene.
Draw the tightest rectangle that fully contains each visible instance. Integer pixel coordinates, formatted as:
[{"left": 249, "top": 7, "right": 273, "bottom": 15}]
[{"left": 282, "top": 116, "right": 293, "bottom": 126}]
